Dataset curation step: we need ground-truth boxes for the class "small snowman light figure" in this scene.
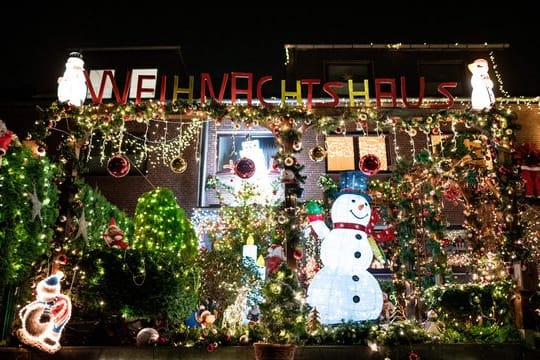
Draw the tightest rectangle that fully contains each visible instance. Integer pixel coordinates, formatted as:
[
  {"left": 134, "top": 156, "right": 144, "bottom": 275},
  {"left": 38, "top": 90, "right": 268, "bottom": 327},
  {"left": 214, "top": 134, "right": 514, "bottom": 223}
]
[
  {"left": 307, "top": 168, "right": 383, "bottom": 324},
  {"left": 57, "top": 52, "right": 87, "bottom": 107},
  {"left": 468, "top": 58, "right": 495, "bottom": 111},
  {"left": 16, "top": 272, "right": 72, "bottom": 354}
]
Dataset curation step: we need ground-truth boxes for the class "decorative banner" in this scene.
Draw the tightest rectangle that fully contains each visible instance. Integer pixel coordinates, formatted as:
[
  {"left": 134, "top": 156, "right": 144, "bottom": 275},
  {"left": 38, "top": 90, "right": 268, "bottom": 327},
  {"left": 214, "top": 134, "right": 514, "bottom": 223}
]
[
  {"left": 357, "top": 136, "right": 388, "bottom": 171},
  {"left": 326, "top": 136, "right": 355, "bottom": 171}
]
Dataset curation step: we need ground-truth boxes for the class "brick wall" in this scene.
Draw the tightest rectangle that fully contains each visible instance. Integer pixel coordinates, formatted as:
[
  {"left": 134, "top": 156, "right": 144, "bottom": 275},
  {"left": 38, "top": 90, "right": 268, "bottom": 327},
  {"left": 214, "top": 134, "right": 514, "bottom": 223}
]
[{"left": 87, "top": 105, "right": 539, "bottom": 226}]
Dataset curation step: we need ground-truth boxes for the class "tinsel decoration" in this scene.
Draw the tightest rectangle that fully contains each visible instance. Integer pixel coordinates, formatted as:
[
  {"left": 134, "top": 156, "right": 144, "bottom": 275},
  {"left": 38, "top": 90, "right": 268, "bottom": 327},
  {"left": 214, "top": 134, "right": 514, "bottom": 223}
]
[
  {"left": 359, "top": 154, "right": 381, "bottom": 176},
  {"left": 234, "top": 157, "right": 256, "bottom": 179},
  {"left": 309, "top": 145, "right": 327, "bottom": 162},
  {"left": 169, "top": 156, "right": 187, "bottom": 174},
  {"left": 107, "top": 153, "right": 130, "bottom": 178}
]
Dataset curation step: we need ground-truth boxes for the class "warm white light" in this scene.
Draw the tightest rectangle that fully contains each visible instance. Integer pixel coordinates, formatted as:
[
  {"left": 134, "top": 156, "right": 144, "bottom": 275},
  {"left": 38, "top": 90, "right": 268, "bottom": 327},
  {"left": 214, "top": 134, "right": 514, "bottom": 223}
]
[
  {"left": 57, "top": 52, "right": 87, "bottom": 107},
  {"left": 468, "top": 58, "right": 495, "bottom": 110}
]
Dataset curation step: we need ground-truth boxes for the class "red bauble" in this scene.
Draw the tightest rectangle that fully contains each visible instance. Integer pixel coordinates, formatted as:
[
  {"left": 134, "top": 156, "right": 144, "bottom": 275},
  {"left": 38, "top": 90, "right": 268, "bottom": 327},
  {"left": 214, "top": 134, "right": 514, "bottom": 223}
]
[
  {"left": 359, "top": 154, "right": 381, "bottom": 175},
  {"left": 107, "top": 154, "right": 130, "bottom": 178},
  {"left": 293, "top": 248, "right": 303, "bottom": 260},
  {"left": 234, "top": 157, "right": 256, "bottom": 179}
]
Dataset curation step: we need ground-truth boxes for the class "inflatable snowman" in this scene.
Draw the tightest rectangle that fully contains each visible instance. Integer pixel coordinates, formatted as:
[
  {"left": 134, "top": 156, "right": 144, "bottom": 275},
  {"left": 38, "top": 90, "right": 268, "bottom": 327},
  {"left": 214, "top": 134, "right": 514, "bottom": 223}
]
[{"left": 307, "top": 171, "right": 383, "bottom": 324}]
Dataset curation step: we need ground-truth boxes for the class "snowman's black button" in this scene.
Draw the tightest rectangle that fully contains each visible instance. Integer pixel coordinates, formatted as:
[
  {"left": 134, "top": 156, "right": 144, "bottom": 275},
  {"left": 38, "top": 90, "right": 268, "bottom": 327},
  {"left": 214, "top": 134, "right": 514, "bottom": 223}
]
[
  {"left": 352, "top": 275, "right": 359, "bottom": 281},
  {"left": 353, "top": 295, "right": 360, "bottom": 303},
  {"left": 355, "top": 234, "right": 362, "bottom": 240},
  {"left": 354, "top": 251, "right": 361, "bottom": 258}
]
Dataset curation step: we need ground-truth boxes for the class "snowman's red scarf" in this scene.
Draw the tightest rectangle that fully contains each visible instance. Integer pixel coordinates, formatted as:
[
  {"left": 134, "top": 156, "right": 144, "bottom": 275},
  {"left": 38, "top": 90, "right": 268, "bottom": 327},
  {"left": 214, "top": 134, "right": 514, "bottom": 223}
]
[{"left": 333, "top": 222, "right": 368, "bottom": 232}]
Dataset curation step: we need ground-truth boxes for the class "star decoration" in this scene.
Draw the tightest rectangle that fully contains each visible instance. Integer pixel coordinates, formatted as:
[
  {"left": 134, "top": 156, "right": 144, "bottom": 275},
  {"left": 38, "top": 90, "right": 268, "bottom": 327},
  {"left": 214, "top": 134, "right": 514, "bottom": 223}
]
[
  {"left": 29, "top": 184, "right": 42, "bottom": 221},
  {"left": 74, "top": 209, "right": 89, "bottom": 244}
]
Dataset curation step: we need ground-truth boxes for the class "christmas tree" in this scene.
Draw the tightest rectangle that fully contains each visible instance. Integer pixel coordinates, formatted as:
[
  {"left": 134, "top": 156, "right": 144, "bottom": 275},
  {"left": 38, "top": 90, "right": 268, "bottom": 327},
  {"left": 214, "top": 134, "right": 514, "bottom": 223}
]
[{"left": 256, "top": 262, "right": 310, "bottom": 344}]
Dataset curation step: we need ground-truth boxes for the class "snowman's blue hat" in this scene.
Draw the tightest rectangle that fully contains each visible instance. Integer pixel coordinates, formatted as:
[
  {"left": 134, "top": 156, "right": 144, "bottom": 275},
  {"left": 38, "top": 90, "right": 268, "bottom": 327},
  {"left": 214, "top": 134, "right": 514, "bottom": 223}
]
[{"left": 336, "top": 171, "right": 372, "bottom": 202}]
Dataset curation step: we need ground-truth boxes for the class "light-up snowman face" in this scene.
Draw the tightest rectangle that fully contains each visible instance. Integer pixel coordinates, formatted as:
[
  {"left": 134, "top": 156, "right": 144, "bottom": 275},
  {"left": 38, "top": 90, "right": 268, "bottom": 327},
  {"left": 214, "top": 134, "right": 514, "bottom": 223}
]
[
  {"left": 320, "top": 193, "right": 374, "bottom": 269},
  {"left": 330, "top": 193, "right": 371, "bottom": 226}
]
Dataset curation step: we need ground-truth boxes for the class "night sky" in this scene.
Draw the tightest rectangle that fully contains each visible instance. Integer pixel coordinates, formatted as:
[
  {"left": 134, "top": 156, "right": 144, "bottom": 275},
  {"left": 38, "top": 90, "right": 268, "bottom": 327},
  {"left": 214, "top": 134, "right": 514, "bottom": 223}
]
[{"left": 1, "top": 3, "right": 538, "bottom": 101}]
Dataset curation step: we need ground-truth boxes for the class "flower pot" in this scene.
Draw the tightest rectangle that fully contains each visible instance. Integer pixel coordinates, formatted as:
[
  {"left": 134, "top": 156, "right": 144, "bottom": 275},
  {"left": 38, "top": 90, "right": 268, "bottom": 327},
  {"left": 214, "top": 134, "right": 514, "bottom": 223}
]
[{"left": 253, "top": 342, "right": 297, "bottom": 360}]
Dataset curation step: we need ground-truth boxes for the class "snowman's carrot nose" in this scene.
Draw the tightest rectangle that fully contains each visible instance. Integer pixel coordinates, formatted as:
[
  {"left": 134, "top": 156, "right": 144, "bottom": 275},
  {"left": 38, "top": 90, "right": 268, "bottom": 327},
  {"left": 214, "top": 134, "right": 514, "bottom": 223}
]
[{"left": 358, "top": 204, "right": 364, "bottom": 211}]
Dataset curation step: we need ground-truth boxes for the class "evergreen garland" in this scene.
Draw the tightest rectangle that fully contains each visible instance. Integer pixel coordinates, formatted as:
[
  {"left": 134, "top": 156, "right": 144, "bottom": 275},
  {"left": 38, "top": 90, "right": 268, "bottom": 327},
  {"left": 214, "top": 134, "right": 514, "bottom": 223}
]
[{"left": 0, "top": 146, "right": 60, "bottom": 288}]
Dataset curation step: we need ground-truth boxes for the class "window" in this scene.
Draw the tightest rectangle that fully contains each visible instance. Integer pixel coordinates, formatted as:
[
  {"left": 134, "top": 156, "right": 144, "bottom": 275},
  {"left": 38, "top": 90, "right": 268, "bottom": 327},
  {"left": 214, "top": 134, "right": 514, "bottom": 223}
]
[
  {"left": 418, "top": 60, "right": 466, "bottom": 97},
  {"left": 216, "top": 132, "right": 278, "bottom": 175},
  {"left": 325, "top": 61, "right": 372, "bottom": 96},
  {"left": 212, "top": 130, "right": 282, "bottom": 206}
]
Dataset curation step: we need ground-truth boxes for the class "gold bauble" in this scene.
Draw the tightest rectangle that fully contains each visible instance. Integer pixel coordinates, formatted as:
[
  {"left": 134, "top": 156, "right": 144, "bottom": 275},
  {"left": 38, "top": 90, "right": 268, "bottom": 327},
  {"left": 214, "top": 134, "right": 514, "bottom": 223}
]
[
  {"left": 309, "top": 146, "right": 327, "bottom": 162},
  {"left": 170, "top": 156, "right": 187, "bottom": 174}
]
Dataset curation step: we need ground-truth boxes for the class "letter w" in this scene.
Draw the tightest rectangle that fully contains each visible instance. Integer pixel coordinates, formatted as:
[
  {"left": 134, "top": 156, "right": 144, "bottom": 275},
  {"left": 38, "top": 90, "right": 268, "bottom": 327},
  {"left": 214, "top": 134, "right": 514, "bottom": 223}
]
[{"left": 85, "top": 70, "right": 132, "bottom": 104}]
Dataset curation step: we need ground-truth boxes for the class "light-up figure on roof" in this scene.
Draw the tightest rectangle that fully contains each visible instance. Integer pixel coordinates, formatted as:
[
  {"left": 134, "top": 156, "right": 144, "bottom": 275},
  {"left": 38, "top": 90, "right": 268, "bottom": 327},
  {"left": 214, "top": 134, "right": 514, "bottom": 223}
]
[{"left": 468, "top": 58, "right": 495, "bottom": 111}]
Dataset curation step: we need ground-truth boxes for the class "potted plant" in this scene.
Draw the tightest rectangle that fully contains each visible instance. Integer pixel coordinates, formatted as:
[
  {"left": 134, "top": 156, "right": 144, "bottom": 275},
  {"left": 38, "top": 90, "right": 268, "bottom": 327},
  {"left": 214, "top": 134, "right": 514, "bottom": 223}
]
[{"left": 252, "top": 261, "right": 311, "bottom": 360}]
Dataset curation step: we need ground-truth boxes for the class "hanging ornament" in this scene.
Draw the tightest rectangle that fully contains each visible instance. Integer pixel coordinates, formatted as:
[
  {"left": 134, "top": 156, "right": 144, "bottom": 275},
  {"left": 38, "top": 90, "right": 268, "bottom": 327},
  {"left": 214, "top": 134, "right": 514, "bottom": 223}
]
[
  {"left": 55, "top": 254, "right": 68, "bottom": 266},
  {"left": 359, "top": 154, "right": 381, "bottom": 176},
  {"left": 293, "top": 248, "right": 303, "bottom": 260},
  {"left": 309, "top": 145, "right": 327, "bottom": 162},
  {"left": 170, "top": 156, "right": 187, "bottom": 174},
  {"left": 107, "top": 153, "right": 130, "bottom": 178},
  {"left": 292, "top": 140, "right": 303, "bottom": 151},
  {"left": 284, "top": 156, "right": 296, "bottom": 167},
  {"left": 234, "top": 157, "right": 256, "bottom": 179}
]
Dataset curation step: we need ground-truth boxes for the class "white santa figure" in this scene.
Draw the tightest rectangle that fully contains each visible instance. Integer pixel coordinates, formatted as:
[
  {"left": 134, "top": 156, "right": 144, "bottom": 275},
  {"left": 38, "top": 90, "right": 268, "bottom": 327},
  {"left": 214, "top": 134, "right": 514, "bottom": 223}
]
[
  {"left": 468, "top": 58, "right": 495, "bottom": 111},
  {"left": 57, "top": 52, "right": 87, "bottom": 106},
  {"left": 307, "top": 170, "right": 383, "bottom": 324}
]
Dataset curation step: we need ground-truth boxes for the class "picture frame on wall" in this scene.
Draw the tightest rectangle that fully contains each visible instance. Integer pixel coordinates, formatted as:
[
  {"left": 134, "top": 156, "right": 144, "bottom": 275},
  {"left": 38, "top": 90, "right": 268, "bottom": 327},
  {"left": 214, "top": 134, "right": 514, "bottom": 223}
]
[{"left": 326, "top": 135, "right": 388, "bottom": 173}]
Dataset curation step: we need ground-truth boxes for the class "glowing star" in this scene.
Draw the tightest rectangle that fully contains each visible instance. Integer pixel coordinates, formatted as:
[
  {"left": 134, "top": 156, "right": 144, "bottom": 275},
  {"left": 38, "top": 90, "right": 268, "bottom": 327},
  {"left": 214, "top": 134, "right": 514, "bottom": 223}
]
[
  {"left": 29, "top": 184, "right": 42, "bottom": 221},
  {"left": 74, "top": 209, "right": 89, "bottom": 244},
  {"left": 16, "top": 271, "right": 72, "bottom": 354}
]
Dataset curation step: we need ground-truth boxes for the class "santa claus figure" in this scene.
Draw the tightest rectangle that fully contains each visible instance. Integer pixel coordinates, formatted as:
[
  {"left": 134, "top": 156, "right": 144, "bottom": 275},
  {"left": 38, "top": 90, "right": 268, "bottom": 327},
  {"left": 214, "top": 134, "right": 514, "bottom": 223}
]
[
  {"left": 57, "top": 52, "right": 87, "bottom": 107},
  {"left": 102, "top": 217, "right": 129, "bottom": 249}
]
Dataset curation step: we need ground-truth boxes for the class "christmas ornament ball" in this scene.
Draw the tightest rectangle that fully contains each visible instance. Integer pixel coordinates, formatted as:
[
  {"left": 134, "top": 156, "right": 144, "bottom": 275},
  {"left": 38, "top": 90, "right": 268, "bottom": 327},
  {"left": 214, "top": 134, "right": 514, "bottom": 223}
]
[
  {"left": 107, "top": 153, "right": 130, "bottom": 178},
  {"left": 309, "top": 146, "right": 327, "bottom": 162},
  {"left": 170, "top": 156, "right": 187, "bottom": 174}
]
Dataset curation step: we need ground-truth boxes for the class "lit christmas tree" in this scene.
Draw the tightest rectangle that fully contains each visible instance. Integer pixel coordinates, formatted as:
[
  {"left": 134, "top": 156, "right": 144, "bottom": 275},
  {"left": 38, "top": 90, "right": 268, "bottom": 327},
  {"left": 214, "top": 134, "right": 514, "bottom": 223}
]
[{"left": 257, "top": 262, "right": 310, "bottom": 344}]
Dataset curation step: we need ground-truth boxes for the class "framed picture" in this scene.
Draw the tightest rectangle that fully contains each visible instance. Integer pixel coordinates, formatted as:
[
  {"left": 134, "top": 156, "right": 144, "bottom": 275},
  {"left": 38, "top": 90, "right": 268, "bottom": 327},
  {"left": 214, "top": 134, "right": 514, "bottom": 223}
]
[
  {"left": 326, "top": 135, "right": 388, "bottom": 172},
  {"left": 326, "top": 136, "right": 355, "bottom": 171}
]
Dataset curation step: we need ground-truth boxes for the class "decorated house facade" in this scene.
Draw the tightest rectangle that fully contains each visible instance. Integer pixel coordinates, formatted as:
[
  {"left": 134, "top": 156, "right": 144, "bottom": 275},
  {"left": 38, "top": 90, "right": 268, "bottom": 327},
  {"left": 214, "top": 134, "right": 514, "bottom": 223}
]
[{"left": 2, "top": 42, "right": 540, "bottom": 353}]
